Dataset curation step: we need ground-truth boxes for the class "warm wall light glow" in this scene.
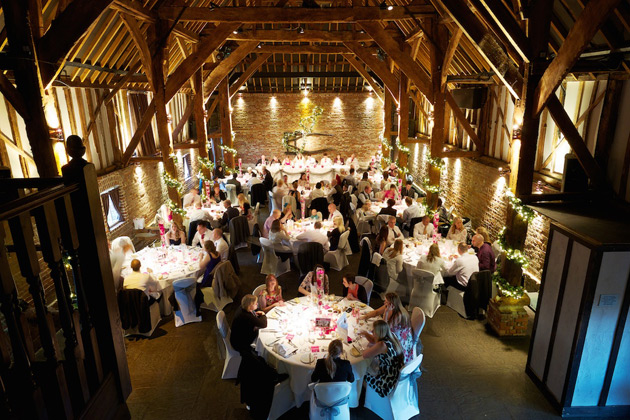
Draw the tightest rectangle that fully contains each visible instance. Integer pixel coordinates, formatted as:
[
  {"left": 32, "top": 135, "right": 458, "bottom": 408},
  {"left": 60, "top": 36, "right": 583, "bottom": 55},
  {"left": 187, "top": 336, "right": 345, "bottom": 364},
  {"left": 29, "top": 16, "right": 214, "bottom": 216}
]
[
  {"left": 365, "top": 96, "right": 374, "bottom": 111},
  {"left": 301, "top": 96, "right": 310, "bottom": 104},
  {"left": 333, "top": 97, "right": 342, "bottom": 108},
  {"left": 270, "top": 96, "right": 278, "bottom": 107},
  {"left": 236, "top": 97, "right": 245, "bottom": 108},
  {"left": 53, "top": 141, "right": 67, "bottom": 172},
  {"left": 44, "top": 100, "right": 60, "bottom": 129},
  {"left": 302, "top": 89, "right": 309, "bottom": 96}
]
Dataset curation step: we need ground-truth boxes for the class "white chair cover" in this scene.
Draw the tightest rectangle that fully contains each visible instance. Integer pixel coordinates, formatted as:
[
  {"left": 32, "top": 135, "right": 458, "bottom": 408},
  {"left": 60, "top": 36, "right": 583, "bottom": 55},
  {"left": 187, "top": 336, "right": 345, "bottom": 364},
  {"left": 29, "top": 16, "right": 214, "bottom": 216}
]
[
  {"left": 216, "top": 310, "right": 242, "bottom": 379},
  {"left": 259, "top": 237, "right": 291, "bottom": 277},
  {"left": 446, "top": 286, "right": 467, "bottom": 318},
  {"left": 364, "top": 354, "right": 424, "bottom": 420},
  {"left": 172, "top": 277, "right": 202, "bottom": 327},
  {"left": 410, "top": 307, "right": 426, "bottom": 358},
  {"left": 111, "top": 236, "right": 135, "bottom": 254},
  {"left": 281, "top": 195, "right": 298, "bottom": 218},
  {"left": 308, "top": 382, "right": 352, "bottom": 420},
  {"left": 225, "top": 184, "right": 238, "bottom": 203},
  {"left": 252, "top": 284, "right": 266, "bottom": 297},
  {"left": 268, "top": 379, "right": 296, "bottom": 420},
  {"left": 324, "top": 230, "right": 350, "bottom": 271},
  {"left": 355, "top": 276, "right": 373, "bottom": 305},
  {"left": 374, "top": 214, "right": 390, "bottom": 233},
  {"left": 409, "top": 269, "right": 441, "bottom": 318}
]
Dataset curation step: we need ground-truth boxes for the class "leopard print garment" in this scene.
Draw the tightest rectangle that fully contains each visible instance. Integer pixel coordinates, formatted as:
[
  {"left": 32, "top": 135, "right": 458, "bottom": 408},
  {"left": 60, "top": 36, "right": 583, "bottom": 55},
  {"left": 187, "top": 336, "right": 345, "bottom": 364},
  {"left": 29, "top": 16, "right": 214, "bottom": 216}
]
[{"left": 365, "top": 338, "right": 403, "bottom": 397}]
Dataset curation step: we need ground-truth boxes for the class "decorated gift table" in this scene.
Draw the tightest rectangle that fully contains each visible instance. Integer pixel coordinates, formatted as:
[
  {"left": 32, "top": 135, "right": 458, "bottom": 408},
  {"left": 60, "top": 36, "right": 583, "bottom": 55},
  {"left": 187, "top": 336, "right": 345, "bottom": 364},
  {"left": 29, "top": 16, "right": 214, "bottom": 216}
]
[
  {"left": 255, "top": 295, "right": 375, "bottom": 407},
  {"left": 121, "top": 245, "right": 204, "bottom": 315}
]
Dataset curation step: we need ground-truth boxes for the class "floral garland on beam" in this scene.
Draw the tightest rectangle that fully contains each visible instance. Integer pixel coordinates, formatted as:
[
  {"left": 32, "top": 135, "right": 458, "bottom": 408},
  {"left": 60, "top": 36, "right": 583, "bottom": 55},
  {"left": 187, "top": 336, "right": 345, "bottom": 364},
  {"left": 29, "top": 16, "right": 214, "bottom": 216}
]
[
  {"left": 161, "top": 171, "right": 184, "bottom": 195},
  {"left": 169, "top": 153, "right": 178, "bottom": 165},
  {"left": 422, "top": 177, "right": 440, "bottom": 194},
  {"left": 219, "top": 144, "right": 237, "bottom": 156},
  {"left": 395, "top": 137, "right": 410, "bottom": 155},
  {"left": 505, "top": 191, "right": 536, "bottom": 222},
  {"left": 425, "top": 151, "right": 445, "bottom": 170},
  {"left": 492, "top": 265, "right": 525, "bottom": 299},
  {"left": 166, "top": 198, "right": 187, "bottom": 217},
  {"left": 380, "top": 136, "right": 392, "bottom": 150},
  {"left": 197, "top": 156, "right": 215, "bottom": 171},
  {"left": 497, "top": 227, "right": 530, "bottom": 268}
]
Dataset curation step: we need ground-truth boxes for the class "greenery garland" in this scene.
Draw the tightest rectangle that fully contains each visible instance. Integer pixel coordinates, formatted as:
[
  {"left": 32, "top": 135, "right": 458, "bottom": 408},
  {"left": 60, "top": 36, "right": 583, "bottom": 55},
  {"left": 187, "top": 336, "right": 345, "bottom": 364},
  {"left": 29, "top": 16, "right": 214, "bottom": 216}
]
[
  {"left": 425, "top": 151, "right": 445, "bottom": 170},
  {"left": 422, "top": 177, "right": 440, "bottom": 194},
  {"left": 162, "top": 171, "right": 184, "bottom": 195},
  {"left": 166, "top": 198, "right": 187, "bottom": 217},
  {"left": 380, "top": 136, "right": 392, "bottom": 150},
  {"left": 282, "top": 131, "right": 306, "bottom": 154},
  {"left": 219, "top": 144, "right": 238, "bottom": 155},
  {"left": 197, "top": 156, "right": 215, "bottom": 171},
  {"left": 492, "top": 265, "right": 525, "bottom": 299},
  {"left": 298, "top": 105, "right": 323, "bottom": 134},
  {"left": 505, "top": 191, "right": 536, "bottom": 222},
  {"left": 281, "top": 105, "right": 324, "bottom": 154},
  {"left": 497, "top": 227, "right": 530, "bottom": 268},
  {"left": 395, "top": 137, "right": 410, "bottom": 155},
  {"left": 197, "top": 170, "right": 212, "bottom": 183}
]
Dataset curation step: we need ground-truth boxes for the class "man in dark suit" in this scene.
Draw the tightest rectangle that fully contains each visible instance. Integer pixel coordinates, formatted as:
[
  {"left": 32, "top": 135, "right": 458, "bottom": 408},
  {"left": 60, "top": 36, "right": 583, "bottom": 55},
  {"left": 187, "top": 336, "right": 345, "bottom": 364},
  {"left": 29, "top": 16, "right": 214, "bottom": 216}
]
[
  {"left": 378, "top": 199, "right": 397, "bottom": 217},
  {"left": 227, "top": 172, "right": 242, "bottom": 194},
  {"left": 221, "top": 199, "right": 240, "bottom": 229},
  {"left": 262, "top": 168, "right": 274, "bottom": 192}
]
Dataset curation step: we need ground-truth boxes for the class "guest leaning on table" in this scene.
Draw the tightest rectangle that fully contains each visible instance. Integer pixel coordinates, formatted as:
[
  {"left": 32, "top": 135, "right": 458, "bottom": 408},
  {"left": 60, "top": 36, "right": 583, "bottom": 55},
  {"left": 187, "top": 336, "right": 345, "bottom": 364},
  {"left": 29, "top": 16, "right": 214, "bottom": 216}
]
[
  {"left": 123, "top": 259, "right": 161, "bottom": 300},
  {"left": 342, "top": 274, "right": 368, "bottom": 304},
  {"left": 298, "top": 264, "right": 330, "bottom": 296},
  {"left": 413, "top": 214, "right": 435, "bottom": 239},
  {"left": 357, "top": 320, "right": 404, "bottom": 397},
  {"left": 311, "top": 339, "right": 355, "bottom": 383},
  {"left": 360, "top": 292, "right": 414, "bottom": 364},
  {"left": 258, "top": 274, "right": 284, "bottom": 313},
  {"left": 443, "top": 242, "right": 479, "bottom": 291}
]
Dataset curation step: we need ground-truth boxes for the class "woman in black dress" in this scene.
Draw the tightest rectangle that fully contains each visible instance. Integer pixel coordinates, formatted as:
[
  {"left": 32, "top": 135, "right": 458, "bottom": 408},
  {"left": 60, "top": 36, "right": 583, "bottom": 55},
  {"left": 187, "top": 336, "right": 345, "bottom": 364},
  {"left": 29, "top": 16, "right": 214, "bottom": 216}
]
[{"left": 311, "top": 339, "right": 354, "bottom": 383}]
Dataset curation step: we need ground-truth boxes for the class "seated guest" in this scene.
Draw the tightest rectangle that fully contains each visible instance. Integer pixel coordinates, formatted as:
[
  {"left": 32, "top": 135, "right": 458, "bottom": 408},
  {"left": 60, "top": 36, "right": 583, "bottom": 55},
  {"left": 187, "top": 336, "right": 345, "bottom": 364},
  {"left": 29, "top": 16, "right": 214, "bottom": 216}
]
[
  {"left": 296, "top": 221, "right": 329, "bottom": 252},
  {"left": 221, "top": 199, "right": 240, "bottom": 228},
  {"left": 388, "top": 162, "right": 399, "bottom": 178},
  {"left": 305, "top": 155, "right": 317, "bottom": 166},
  {"left": 383, "top": 239, "right": 404, "bottom": 282},
  {"left": 401, "top": 197, "right": 421, "bottom": 230},
  {"left": 210, "top": 183, "right": 226, "bottom": 203},
  {"left": 358, "top": 320, "right": 404, "bottom": 397},
  {"left": 227, "top": 172, "right": 242, "bottom": 194},
  {"left": 298, "top": 264, "right": 329, "bottom": 296},
  {"left": 212, "top": 228, "right": 229, "bottom": 261},
  {"left": 293, "top": 153, "right": 306, "bottom": 166},
  {"left": 214, "top": 163, "right": 225, "bottom": 179},
  {"left": 471, "top": 234, "right": 496, "bottom": 272},
  {"left": 282, "top": 156, "right": 292, "bottom": 166},
  {"left": 346, "top": 153, "right": 358, "bottom": 168},
  {"left": 327, "top": 216, "right": 345, "bottom": 251},
  {"left": 311, "top": 340, "right": 355, "bottom": 383},
  {"left": 327, "top": 203, "right": 343, "bottom": 223},
  {"left": 263, "top": 209, "right": 291, "bottom": 238},
  {"left": 447, "top": 216, "right": 468, "bottom": 243},
  {"left": 297, "top": 173, "right": 309, "bottom": 188},
  {"left": 320, "top": 153, "right": 332, "bottom": 166},
  {"left": 247, "top": 170, "right": 262, "bottom": 189},
  {"left": 199, "top": 241, "right": 222, "bottom": 287},
  {"left": 344, "top": 167, "right": 357, "bottom": 188},
  {"left": 310, "top": 209, "right": 323, "bottom": 221},
  {"left": 191, "top": 221, "right": 210, "bottom": 247},
  {"left": 437, "top": 197, "right": 450, "bottom": 224},
  {"left": 342, "top": 274, "right": 367, "bottom": 303},
  {"left": 166, "top": 222, "right": 186, "bottom": 245},
  {"left": 476, "top": 226, "right": 491, "bottom": 243},
  {"left": 230, "top": 294, "right": 267, "bottom": 355},
  {"left": 334, "top": 154, "right": 344, "bottom": 165},
  {"left": 262, "top": 167, "right": 274, "bottom": 191},
  {"left": 386, "top": 216, "right": 402, "bottom": 246},
  {"left": 123, "top": 259, "right": 161, "bottom": 299},
  {"left": 400, "top": 180, "right": 418, "bottom": 199},
  {"left": 311, "top": 182, "right": 325, "bottom": 199},
  {"left": 379, "top": 199, "right": 397, "bottom": 217},
  {"left": 380, "top": 172, "right": 391, "bottom": 191},
  {"left": 360, "top": 293, "right": 413, "bottom": 364},
  {"left": 256, "top": 154, "right": 268, "bottom": 166},
  {"left": 356, "top": 201, "right": 373, "bottom": 220},
  {"left": 374, "top": 226, "right": 389, "bottom": 255},
  {"left": 357, "top": 172, "right": 372, "bottom": 196},
  {"left": 237, "top": 193, "right": 249, "bottom": 213},
  {"left": 382, "top": 185, "right": 400, "bottom": 202},
  {"left": 271, "top": 156, "right": 279, "bottom": 165},
  {"left": 413, "top": 215, "right": 435, "bottom": 239},
  {"left": 258, "top": 274, "right": 284, "bottom": 313},
  {"left": 273, "top": 179, "right": 288, "bottom": 196},
  {"left": 269, "top": 219, "right": 292, "bottom": 249},
  {"left": 443, "top": 243, "right": 479, "bottom": 291},
  {"left": 358, "top": 185, "right": 374, "bottom": 207},
  {"left": 417, "top": 243, "right": 446, "bottom": 274},
  {"left": 182, "top": 187, "right": 201, "bottom": 208},
  {"left": 189, "top": 202, "right": 210, "bottom": 223}
]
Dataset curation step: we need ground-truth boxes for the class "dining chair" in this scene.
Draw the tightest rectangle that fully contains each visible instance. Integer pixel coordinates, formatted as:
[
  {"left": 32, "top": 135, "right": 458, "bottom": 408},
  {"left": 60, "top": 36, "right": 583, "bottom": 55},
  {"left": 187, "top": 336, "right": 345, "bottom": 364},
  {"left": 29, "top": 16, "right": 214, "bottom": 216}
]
[
  {"left": 259, "top": 237, "right": 291, "bottom": 277},
  {"left": 410, "top": 306, "right": 426, "bottom": 358},
  {"left": 308, "top": 382, "right": 352, "bottom": 420},
  {"left": 216, "top": 310, "right": 241, "bottom": 379},
  {"left": 409, "top": 269, "right": 440, "bottom": 318},
  {"left": 355, "top": 276, "right": 373, "bottom": 306},
  {"left": 324, "top": 230, "right": 350, "bottom": 271},
  {"left": 172, "top": 277, "right": 202, "bottom": 327}
]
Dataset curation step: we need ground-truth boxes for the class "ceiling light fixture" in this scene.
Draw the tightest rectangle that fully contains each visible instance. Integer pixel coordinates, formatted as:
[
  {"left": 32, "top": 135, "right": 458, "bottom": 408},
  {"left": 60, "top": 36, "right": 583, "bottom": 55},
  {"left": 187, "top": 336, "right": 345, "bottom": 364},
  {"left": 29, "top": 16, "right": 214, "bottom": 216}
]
[{"left": 297, "top": 26, "right": 305, "bottom": 34}]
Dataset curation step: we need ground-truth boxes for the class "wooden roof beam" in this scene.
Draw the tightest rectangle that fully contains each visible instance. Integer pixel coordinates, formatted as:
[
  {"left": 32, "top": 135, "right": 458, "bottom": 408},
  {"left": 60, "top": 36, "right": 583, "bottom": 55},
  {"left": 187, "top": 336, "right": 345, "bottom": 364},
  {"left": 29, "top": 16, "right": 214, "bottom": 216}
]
[
  {"left": 430, "top": 0, "right": 523, "bottom": 99},
  {"left": 343, "top": 54, "right": 385, "bottom": 102},
  {"left": 358, "top": 21, "right": 433, "bottom": 104},
  {"left": 158, "top": 5, "right": 437, "bottom": 23},
  {"left": 476, "top": 0, "right": 530, "bottom": 62},
  {"left": 119, "top": 13, "right": 155, "bottom": 90},
  {"left": 203, "top": 41, "right": 259, "bottom": 102},
  {"left": 344, "top": 41, "right": 399, "bottom": 105},
  {"left": 226, "top": 29, "right": 372, "bottom": 42},
  {"left": 38, "top": 0, "right": 114, "bottom": 88},
  {"left": 441, "top": 27, "right": 462, "bottom": 89},
  {"left": 533, "top": 0, "right": 622, "bottom": 115},
  {"left": 257, "top": 45, "right": 351, "bottom": 54},
  {"left": 229, "top": 53, "right": 272, "bottom": 97},
  {"left": 0, "top": 72, "right": 28, "bottom": 119}
]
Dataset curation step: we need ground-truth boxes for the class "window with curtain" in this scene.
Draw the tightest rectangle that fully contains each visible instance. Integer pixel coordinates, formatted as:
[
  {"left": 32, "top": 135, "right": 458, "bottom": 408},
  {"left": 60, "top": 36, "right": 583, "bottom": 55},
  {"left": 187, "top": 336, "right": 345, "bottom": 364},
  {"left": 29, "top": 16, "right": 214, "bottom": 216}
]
[
  {"left": 101, "top": 187, "right": 124, "bottom": 229},
  {"left": 183, "top": 154, "right": 192, "bottom": 180}
]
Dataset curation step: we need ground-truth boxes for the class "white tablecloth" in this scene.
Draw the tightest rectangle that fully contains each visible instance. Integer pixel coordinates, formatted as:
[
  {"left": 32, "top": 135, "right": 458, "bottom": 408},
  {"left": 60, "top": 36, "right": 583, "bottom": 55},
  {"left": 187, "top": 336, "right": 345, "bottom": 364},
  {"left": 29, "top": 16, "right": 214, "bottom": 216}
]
[
  {"left": 258, "top": 164, "right": 350, "bottom": 184},
  {"left": 283, "top": 218, "right": 335, "bottom": 253},
  {"left": 255, "top": 296, "right": 375, "bottom": 407},
  {"left": 396, "top": 238, "right": 459, "bottom": 294},
  {"left": 121, "top": 245, "right": 204, "bottom": 315}
]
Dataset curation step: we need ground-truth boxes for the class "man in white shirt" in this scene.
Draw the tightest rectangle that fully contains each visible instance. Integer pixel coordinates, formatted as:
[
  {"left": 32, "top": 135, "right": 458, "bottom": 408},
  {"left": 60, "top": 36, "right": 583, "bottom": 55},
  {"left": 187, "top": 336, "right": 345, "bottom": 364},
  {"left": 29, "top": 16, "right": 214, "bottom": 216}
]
[
  {"left": 310, "top": 182, "right": 325, "bottom": 200},
  {"left": 191, "top": 221, "right": 210, "bottom": 247},
  {"left": 189, "top": 202, "right": 210, "bottom": 223},
  {"left": 123, "top": 259, "right": 161, "bottom": 299},
  {"left": 327, "top": 203, "right": 343, "bottom": 223},
  {"left": 296, "top": 221, "right": 330, "bottom": 252},
  {"left": 444, "top": 243, "right": 479, "bottom": 290},
  {"left": 346, "top": 154, "right": 358, "bottom": 168},
  {"left": 344, "top": 168, "right": 357, "bottom": 189},
  {"left": 386, "top": 216, "right": 403, "bottom": 246},
  {"left": 413, "top": 215, "right": 435, "bottom": 239},
  {"left": 182, "top": 188, "right": 201, "bottom": 208},
  {"left": 401, "top": 197, "right": 422, "bottom": 229},
  {"left": 212, "top": 228, "right": 230, "bottom": 261},
  {"left": 247, "top": 171, "right": 262, "bottom": 189},
  {"left": 320, "top": 153, "right": 332, "bottom": 166}
]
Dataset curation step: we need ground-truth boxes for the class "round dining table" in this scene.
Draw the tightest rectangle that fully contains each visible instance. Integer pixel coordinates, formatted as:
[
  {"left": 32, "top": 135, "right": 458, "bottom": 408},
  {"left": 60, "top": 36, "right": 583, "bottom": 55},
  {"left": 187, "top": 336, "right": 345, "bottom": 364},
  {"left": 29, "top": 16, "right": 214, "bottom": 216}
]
[
  {"left": 120, "top": 245, "right": 204, "bottom": 315},
  {"left": 255, "top": 296, "right": 376, "bottom": 407}
]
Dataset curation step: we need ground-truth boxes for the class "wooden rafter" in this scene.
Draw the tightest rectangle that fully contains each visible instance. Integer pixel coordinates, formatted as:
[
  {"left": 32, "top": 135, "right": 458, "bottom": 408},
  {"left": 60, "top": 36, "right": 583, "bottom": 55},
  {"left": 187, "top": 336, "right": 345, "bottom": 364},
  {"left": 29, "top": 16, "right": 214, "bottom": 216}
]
[
  {"left": 227, "top": 29, "right": 372, "bottom": 42},
  {"left": 343, "top": 55, "right": 385, "bottom": 102},
  {"left": 476, "top": 0, "right": 530, "bottom": 62},
  {"left": 441, "top": 27, "right": 462, "bottom": 88},
  {"left": 203, "top": 41, "right": 259, "bottom": 102},
  {"left": 344, "top": 42, "right": 399, "bottom": 104},
  {"left": 119, "top": 12, "right": 154, "bottom": 90},
  {"left": 444, "top": 90, "right": 484, "bottom": 151},
  {"left": 0, "top": 72, "right": 28, "bottom": 119},
  {"left": 229, "top": 53, "right": 272, "bottom": 97}
]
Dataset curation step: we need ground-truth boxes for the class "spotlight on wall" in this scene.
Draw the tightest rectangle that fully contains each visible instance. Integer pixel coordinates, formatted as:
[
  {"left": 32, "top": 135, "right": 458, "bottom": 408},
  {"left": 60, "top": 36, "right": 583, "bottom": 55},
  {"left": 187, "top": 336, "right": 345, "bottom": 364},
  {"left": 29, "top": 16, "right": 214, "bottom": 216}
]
[
  {"left": 498, "top": 166, "right": 512, "bottom": 177},
  {"left": 379, "top": 2, "right": 393, "bottom": 10},
  {"left": 296, "top": 26, "right": 305, "bottom": 34}
]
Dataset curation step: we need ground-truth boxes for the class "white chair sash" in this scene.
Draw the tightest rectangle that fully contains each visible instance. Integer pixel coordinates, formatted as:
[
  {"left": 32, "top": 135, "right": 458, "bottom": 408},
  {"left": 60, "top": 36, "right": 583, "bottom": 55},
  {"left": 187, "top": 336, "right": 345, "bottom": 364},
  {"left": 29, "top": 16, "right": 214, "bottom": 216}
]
[{"left": 314, "top": 395, "right": 349, "bottom": 420}]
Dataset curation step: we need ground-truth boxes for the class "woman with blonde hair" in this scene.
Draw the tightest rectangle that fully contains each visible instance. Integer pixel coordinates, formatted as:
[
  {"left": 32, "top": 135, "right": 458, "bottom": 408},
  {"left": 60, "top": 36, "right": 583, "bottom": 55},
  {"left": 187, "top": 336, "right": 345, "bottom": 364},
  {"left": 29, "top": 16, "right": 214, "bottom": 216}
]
[
  {"left": 359, "top": 320, "right": 404, "bottom": 397},
  {"left": 383, "top": 239, "right": 404, "bottom": 282},
  {"left": 237, "top": 193, "right": 249, "bottom": 212},
  {"left": 417, "top": 243, "right": 446, "bottom": 275},
  {"left": 475, "top": 226, "right": 491, "bottom": 243},
  {"left": 327, "top": 216, "right": 345, "bottom": 251},
  {"left": 166, "top": 222, "right": 186, "bottom": 245},
  {"left": 258, "top": 274, "right": 284, "bottom": 312},
  {"left": 311, "top": 339, "right": 354, "bottom": 383},
  {"left": 447, "top": 216, "right": 468, "bottom": 242},
  {"left": 361, "top": 292, "right": 414, "bottom": 363}
]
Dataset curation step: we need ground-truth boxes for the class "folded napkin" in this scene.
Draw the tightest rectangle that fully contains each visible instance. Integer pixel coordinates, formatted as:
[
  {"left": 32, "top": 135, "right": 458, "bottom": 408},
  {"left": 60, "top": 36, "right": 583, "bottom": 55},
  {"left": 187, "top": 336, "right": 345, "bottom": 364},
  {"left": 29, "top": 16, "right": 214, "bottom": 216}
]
[{"left": 274, "top": 342, "right": 294, "bottom": 358}]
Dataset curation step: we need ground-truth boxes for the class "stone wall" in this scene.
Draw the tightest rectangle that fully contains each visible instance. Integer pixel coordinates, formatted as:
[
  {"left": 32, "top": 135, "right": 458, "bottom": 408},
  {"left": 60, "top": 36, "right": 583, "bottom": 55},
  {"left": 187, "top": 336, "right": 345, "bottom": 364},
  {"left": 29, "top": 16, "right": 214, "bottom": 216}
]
[
  {"left": 408, "top": 142, "right": 550, "bottom": 285},
  {"left": 231, "top": 92, "right": 383, "bottom": 166}
]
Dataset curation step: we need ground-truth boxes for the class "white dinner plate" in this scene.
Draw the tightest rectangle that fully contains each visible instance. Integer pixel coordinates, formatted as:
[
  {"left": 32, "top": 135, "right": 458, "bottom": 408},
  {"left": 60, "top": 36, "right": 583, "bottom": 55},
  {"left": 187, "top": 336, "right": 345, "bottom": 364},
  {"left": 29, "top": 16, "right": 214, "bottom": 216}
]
[{"left": 300, "top": 353, "right": 315, "bottom": 364}]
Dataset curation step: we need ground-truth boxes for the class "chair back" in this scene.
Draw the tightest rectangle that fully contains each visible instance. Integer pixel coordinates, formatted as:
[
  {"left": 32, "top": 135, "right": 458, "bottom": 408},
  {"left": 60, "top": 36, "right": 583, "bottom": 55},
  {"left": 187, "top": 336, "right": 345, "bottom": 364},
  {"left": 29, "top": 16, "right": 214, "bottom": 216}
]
[
  {"left": 357, "top": 237, "right": 373, "bottom": 278},
  {"left": 375, "top": 214, "right": 389, "bottom": 232},
  {"left": 355, "top": 276, "right": 373, "bottom": 305},
  {"left": 400, "top": 353, "right": 423, "bottom": 376},
  {"left": 282, "top": 194, "right": 298, "bottom": 217},
  {"left": 254, "top": 201, "right": 260, "bottom": 217},
  {"left": 408, "top": 217, "right": 423, "bottom": 236},
  {"left": 216, "top": 310, "right": 229, "bottom": 339},
  {"left": 310, "top": 197, "right": 330, "bottom": 220},
  {"left": 225, "top": 184, "right": 238, "bottom": 203},
  {"left": 313, "top": 382, "right": 352, "bottom": 406},
  {"left": 229, "top": 215, "right": 249, "bottom": 248},
  {"left": 253, "top": 284, "right": 266, "bottom": 297},
  {"left": 297, "top": 241, "right": 325, "bottom": 276},
  {"left": 338, "top": 230, "right": 350, "bottom": 253},
  {"left": 464, "top": 270, "right": 493, "bottom": 317},
  {"left": 250, "top": 183, "right": 267, "bottom": 207},
  {"left": 410, "top": 306, "right": 426, "bottom": 344}
]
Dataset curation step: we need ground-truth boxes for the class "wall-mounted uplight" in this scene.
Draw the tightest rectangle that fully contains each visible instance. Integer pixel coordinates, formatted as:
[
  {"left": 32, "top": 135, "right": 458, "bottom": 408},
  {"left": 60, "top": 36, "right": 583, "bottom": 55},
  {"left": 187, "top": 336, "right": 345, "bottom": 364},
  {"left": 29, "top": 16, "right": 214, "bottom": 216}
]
[{"left": 498, "top": 166, "right": 512, "bottom": 177}]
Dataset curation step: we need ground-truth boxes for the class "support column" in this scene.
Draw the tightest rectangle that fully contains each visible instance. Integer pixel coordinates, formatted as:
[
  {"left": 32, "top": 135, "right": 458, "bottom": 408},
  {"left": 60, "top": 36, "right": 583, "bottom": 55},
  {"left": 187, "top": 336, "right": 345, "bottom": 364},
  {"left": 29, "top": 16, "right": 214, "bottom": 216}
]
[
  {"left": 218, "top": 77, "right": 234, "bottom": 168},
  {"left": 193, "top": 67, "right": 211, "bottom": 180},
  {"left": 382, "top": 89, "right": 393, "bottom": 169},
  {"left": 397, "top": 73, "right": 410, "bottom": 170}
]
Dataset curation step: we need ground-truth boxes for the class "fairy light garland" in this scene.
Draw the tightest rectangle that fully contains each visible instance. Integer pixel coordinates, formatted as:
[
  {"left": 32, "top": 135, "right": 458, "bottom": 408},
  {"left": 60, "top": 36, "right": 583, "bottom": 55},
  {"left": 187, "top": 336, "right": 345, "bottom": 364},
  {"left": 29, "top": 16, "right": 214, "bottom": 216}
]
[
  {"left": 497, "top": 227, "right": 530, "bottom": 268},
  {"left": 197, "top": 156, "right": 214, "bottom": 171},
  {"left": 161, "top": 171, "right": 184, "bottom": 194},
  {"left": 166, "top": 198, "right": 187, "bottom": 217},
  {"left": 505, "top": 191, "right": 536, "bottom": 222},
  {"left": 219, "top": 144, "right": 238, "bottom": 156},
  {"left": 169, "top": 153, "right": 178, "bottom": 165},
  {"left": 62, "top": 255, "right": 72, "bottom": 271},
  {"left": 395, "top": 137, "right": 410, "bottom": 155},
  {"left": 425, "top": 151, "right": 445, "bottom": 170},
  {"left": 422, "top": 177, "right": 440, "bottom": 194},
  {"left": 381, "top": 136, "right": 392, "bottom": 150},
  {"left": 492, "top": 265, "right": 525, "bottom": 299}
]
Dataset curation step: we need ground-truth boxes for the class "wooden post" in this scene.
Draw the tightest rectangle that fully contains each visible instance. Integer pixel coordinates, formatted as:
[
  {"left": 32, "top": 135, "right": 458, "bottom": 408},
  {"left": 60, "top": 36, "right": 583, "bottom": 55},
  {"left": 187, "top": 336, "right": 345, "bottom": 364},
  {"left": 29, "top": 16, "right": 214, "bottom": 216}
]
[
  {"left": 3, "top": 0, "right": 58, "bottom": 177},
  {"left": 218, "top": 77, "right": 234, "bottom": 168},
  {"left": 193, "top": 67, "right": 211, "bottom": 180},
  {"left": 382, "top": 89, "right": 393, "bottom": 169},
  {"left": 397, "top": 73, "right": 409, "bottom": 170}
]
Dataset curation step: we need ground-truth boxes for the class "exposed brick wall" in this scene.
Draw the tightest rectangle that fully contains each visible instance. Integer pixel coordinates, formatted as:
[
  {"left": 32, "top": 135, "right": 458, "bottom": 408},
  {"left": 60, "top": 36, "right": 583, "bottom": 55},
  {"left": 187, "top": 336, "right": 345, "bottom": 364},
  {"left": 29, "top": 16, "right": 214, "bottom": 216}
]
[
  {"left": 408, "top": 143, "right": 550, "bottom": 285},
  {"left": 231, "top": 92, "right": 383, "bottom": 166}
]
